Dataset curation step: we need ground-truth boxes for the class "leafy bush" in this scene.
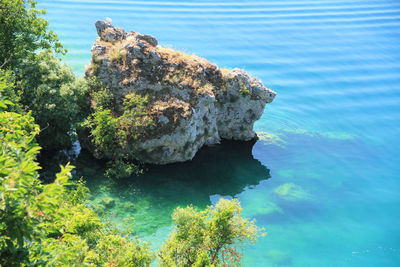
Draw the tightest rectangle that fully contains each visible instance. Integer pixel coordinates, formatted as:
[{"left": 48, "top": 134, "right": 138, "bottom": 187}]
[
  {"left": 158, "top": 198, "right": 264, "bottom": 266},
  {"left": 0, "top": 0, "right": 65, "bottom": 70},
  {"left": 1, "top": 1, "right": 88, "bottom": 152},
  {"left": 16, "top": 51, "right": 89, "bottom": 150},
  {"left": 91, "top": 109, "right": 119, "bottom": 153},
  {"left": 0, "top": 105, "right": 62, "bottom": 265},
  {"left": 92, "top": 87, "right": 115, "bottom": 111},
  {"left": 81, "top": 85, "right": 154, "bottom": 178},
  {"left": 0, "top": 70, "right": 21, "bottom": 112},
  {"left": 118, "top": 92, "right": 155, "bottom": 142},
  {"left": 105, "top": 158, "right": 143, "bottom": 179}
]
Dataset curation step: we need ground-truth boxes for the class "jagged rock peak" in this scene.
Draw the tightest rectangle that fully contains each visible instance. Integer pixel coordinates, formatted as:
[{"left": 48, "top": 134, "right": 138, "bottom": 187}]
[
  {"left": 95, "top": 20, "right": 158, "bottom": 46},
  {"left": 83, "top": 21, "right": 276, "bottom": 164}
]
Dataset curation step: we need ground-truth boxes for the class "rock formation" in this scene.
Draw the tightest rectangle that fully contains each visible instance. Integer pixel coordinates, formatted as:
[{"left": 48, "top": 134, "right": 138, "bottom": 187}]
[{"left": 82, "top": 20, "right": 276, "bottom": 164}]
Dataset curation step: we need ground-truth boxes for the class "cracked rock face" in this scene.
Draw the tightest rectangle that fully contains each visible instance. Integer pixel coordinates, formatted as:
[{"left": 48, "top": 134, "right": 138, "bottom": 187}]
[{"left": 83, "top": 20, "right": 276, "bottom": 164}]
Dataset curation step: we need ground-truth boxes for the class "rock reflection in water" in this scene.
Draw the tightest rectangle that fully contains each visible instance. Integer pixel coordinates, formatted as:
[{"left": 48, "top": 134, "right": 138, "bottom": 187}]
[{"left": 76, "top": 139, "right": 271, "bottom": 235}]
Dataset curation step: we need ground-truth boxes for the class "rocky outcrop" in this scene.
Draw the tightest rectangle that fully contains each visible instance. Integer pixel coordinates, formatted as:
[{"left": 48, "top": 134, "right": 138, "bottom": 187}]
[{"left": 83, "top": 20, "right": 276, "bottom": 164}]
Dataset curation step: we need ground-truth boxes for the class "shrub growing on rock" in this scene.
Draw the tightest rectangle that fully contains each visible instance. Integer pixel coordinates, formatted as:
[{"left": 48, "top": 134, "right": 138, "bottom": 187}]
[{"left": 80, "top": 79, "right": 155, "bottom": 178}]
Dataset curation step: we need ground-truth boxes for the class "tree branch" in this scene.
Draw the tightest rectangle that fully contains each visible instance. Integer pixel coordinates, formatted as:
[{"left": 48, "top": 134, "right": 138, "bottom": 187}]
[
  {"left": 39, "top": 123, "right": 50, "bottom": 133},
  {"left": 0, "top": 57, "right": 10, "bottom": 69},
  {"left": 158, "top": 253, "right": 169, "bottom": 266}
]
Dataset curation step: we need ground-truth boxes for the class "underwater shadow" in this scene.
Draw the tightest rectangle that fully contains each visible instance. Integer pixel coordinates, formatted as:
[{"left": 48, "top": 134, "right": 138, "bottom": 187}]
[
  {"left": 75, "top": 139, "right": 272, "bottom": 235},
  {"left": 77, "top": 139, "right": 271, "bottom": 204},
  {"left": 139, "top": 139, "right": 271, "bottom": 198}
]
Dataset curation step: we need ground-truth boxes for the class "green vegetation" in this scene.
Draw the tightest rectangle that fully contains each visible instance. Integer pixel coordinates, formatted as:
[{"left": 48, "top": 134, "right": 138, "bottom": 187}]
[
  {"left": 105, "top": 158, "right": 143, "bottom": 179},
  {"left": 16, "top": 51, "right": 88, "bottom": 150},
  {"left": 159, "top": 198, "right": 264, "bottom": 266},
  {"left": 0, "top": 0, "right": 87, "bottom": 151},
  {"left": 0, "top": 69, "right": 21, "bottom": 112},
  {"left": 0, "top": 0, "right": 65, "bottom": 70},
  {"left": 0, "top": 96, "right": 153, "bottom": 265},
  {"left": 239, "top": 88, "right": 250, "bottom": 96},
  {"left": 109, "top": 42, "right": 124, "bottom": 62},
  {"left": 91, "top": 109, "right": 119, "bottom": 153},
  {"left": 119, "top": 92, "right": 155, "bottom": 142},
  {"left": 238, "top": 80, "right": 250, "bottom": 96},
  {"left": 92, "top": 86, "right": 114, "bottom": 110},
  {"left": 82, "top": 86, "right": 154, "bottom": 178}
]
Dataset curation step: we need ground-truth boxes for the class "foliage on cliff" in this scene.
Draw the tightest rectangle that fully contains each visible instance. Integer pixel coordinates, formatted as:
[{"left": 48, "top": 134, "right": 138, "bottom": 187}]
[
  {"left": 85, "top": 85, "right": 154, "bottom": 154},
  {"left": 80, "top": 80, "right": 155, "bottom": 178}
]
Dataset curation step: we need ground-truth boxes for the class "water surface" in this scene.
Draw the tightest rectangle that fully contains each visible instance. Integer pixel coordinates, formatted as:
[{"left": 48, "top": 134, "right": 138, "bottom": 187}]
[{"left": 39, "top": 0, "right": 400, "bottom": 266}]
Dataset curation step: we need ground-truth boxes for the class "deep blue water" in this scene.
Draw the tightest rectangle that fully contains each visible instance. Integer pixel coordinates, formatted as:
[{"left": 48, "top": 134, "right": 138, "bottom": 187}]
[{"left": 39, "top": 0, "right": 400, "bottom": 266}]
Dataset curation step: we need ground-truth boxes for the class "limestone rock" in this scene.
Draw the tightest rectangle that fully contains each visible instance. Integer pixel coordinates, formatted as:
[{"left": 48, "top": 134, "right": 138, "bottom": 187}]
[
  {"left": 82, "top": 20, "right": 276, "bottom": 164},
  {"left": 95, "top": 20, "right": 126, "bottom": 42}
]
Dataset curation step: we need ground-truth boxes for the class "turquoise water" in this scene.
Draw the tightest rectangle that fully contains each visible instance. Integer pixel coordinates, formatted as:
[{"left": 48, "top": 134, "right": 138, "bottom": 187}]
[{"left": 39, "top": 0, "right": 400, "bottom": 266}]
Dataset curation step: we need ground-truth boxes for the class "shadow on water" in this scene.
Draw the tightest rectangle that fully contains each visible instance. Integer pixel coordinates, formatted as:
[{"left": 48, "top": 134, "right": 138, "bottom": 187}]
[{"left": 74, "top": 139, "right": 272, "bottom": 235}]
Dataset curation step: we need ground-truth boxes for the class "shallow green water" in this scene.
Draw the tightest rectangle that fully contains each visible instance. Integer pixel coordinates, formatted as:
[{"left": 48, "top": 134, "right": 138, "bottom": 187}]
[
  {"left": 39, "top": 0, "right": 400, "bottom": 266},
  {"left": 75, "top": 140, "right": 270, "bottom": 237}
]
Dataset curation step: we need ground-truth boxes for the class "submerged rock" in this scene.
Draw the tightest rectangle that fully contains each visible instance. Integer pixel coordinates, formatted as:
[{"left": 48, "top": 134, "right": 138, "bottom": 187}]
[
  {"left": 274, "top": 183, "right": 311, "bottom": 201},
  {"left": 100, "top": 197, "right": 115, "bottom": 208},
  {"left": 266, "top": 250, "right": 292, "bottom": 266},
  {"left": 82, "top": 20, "right": 276, "bottom": 164}
]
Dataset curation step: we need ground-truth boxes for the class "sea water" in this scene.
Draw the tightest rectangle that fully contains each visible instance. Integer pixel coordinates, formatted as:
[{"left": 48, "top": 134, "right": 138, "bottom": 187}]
[{"left": 38, "top": 0, "right": 400, "bottom": 266}]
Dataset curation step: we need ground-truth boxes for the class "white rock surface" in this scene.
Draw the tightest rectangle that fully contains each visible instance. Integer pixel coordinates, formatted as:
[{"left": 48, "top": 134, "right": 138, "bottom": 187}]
[{"left": 83, "top": 21, "right": 276, "bottom": 164}]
